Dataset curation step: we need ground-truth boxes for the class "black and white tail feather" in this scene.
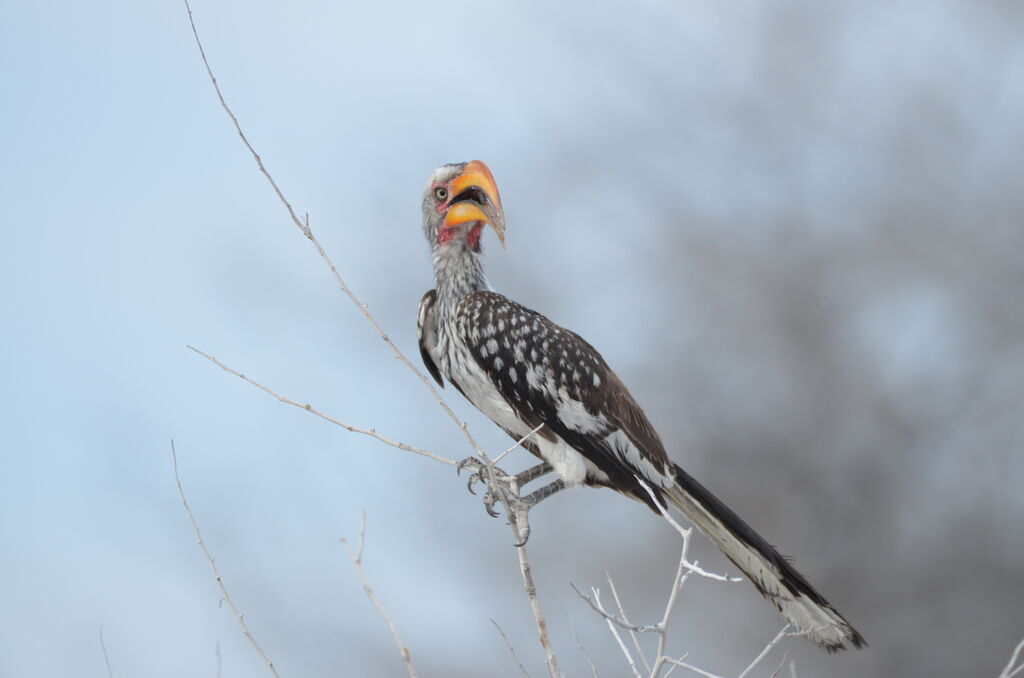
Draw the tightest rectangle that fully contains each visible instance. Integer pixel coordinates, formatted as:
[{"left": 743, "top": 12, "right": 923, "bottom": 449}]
[
  {"left": 662, "top": 465, "right": 865, "bottom": 651},
  {"left": 419, "top": 160, "right": 865, "bottom": 652}
]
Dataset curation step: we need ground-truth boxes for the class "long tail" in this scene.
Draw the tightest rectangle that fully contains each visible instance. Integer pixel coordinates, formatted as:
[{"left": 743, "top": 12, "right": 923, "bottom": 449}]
[{"left": 663, "top": 463, "right": 866, "bottom": 652}]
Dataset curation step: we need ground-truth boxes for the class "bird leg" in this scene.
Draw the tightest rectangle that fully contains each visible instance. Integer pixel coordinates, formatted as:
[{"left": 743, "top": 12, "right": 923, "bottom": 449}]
[
  {"left": 456, "top": 457, "right": 561, "bottom": 544},
  {"left": 456, "top": 458, "right": 552, "bottom": 496},
  {"left": 510, "top": 462, "right": 554, "bottom": 490},
  {"left": 498, "top": 479, "right": 566, "bottom": 546}
]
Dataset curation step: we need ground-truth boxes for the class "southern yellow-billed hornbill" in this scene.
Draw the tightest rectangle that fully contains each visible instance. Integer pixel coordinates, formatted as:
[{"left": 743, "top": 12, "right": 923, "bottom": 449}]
[{"left": 416, "top": 160, "right": 865, "bottom": 652}]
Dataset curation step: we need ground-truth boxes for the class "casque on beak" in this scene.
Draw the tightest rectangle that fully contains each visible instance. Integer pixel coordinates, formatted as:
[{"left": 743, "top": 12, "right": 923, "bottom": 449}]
[{"left": 442, "top": 160, "right": 506, "bottom": 248}]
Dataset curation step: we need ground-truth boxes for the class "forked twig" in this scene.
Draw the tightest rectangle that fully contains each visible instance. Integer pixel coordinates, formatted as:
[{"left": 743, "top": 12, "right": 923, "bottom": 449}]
[
  {"left": 171, "top": 441, "right": 281, "bottom": 678},
  {"left": 592, "top": 587, "right": 643, "bottom": 678},
  {"left": 663, "top": 658, "right": 722, "bottom": 678},
  {"left": 570, "top": 582, "right": 657, "bottom": 634},
  {"left": 637, "top": 480, "right": 741, "bottom": 583},
  {"left": 606, "top": 572, "right": 651, "bottom": 673}
]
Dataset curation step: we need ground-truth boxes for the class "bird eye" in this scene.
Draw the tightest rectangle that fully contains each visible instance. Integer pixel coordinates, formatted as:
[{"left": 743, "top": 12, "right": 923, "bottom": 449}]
[{"left": 435, "top": 187, "right": 448, "bottom": 201}]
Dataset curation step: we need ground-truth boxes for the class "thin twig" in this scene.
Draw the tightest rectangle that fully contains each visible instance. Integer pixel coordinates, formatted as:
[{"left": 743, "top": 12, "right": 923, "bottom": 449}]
[
  {"left": 1000, "top": 636, "right": 1024, "bottom": 678},
  {"left": 182, "top": 0, "right": 483, "bottom": 459},
  {"left": 215, "top": 643, "right": 222, "bottom": 678},
  {"left": 493, "top": 424, "right": 545, "bottom": 465},
  {"left": 663, "top": 658, "right": 722, "bottom": 678},
  {"left": 593, "top": 587, "right": 643, "bottom": 678},
  {"left": 570, "top": 622, "right": 599, "bottom": 678},
  {"left": 171, "top": 441, "right": 281, "bottom": 678},
  {"left": 341, "top": 512, "right": 418, "bottom": 678},
  {"left": 605, "top": 572, "right": 650, "bottom": 673},
  {"left": 570, "top": 582, "right": 657, "bottom": 633},
  {"left": 649, "top": 544, "right": 695, "bottom": 678},
  {"left": 735, "top": 626, "right": 790, "bottom": 678},
  {"left": 767, "top": 651, "right": 789, "bottom": 678},
  {"left": 575, "top": 536, "right": 697, "bottom": 678},
  {"left": 662, "top": 652, "right": 687, "bottom": 678},
  {"left": 187, "top": 345, "right": 454, "bottom": 466},
  {"left": 183, "top": 3, "right": 558, "bottom": 672},
  {"left": 491, "top": 619, "right": 531, "bottom": 678},
  {"left": 100, "top": 627, "right": 113, "bottom": 678},
  {"left": 637, "top": 480, "right": 741, "bottom": 583},
  {"left": 514, "top": 539, "right": 560, "bottom": 677}
]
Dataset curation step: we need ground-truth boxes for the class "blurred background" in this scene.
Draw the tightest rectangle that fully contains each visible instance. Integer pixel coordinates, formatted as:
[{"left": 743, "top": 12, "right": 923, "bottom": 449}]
[{"left": 2, "top": 0, "right": 1022, "bottom": 676}]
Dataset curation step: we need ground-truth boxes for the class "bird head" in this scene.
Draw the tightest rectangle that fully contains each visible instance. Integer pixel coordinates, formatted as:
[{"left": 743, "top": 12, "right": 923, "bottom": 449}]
[{"left": 422, "top": 160, "right": 505, "bottom": 253}]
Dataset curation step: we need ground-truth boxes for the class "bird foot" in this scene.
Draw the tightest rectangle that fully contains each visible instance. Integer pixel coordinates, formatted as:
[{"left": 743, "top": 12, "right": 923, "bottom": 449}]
[
  {"left": 455, "top": 456, "right": 518, "bottom": 496},
  {"left": 456, "top": 456, "right": 533, "bottom": 545}
]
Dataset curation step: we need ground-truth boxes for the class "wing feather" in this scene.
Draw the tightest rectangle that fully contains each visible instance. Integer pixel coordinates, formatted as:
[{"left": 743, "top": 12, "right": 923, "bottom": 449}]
[
  {"left": 417, "top": 289, "right": 444, "bottom": 387},
  {"left": 456, "top": 290, "right": 670, "bottom": 491}
]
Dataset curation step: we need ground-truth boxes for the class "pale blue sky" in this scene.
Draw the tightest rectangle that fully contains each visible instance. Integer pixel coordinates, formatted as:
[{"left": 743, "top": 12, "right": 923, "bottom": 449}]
[{"left": 2, "top": 1, "right": 1022, "bottom": 676}]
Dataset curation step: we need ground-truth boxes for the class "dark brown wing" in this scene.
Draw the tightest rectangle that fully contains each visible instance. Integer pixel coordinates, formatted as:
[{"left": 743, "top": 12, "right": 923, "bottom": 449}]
[
  {"left": 417, "top": 289, "right": 444, "bottom": 387},
  {"left": 456, "top": 290, "right": 673, "bottom": 494}
]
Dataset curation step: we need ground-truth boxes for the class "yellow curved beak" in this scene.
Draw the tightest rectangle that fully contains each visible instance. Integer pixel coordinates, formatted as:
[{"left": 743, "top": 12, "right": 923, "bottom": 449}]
[{"left": 442, "top": 160, "right": 506, "bottom": 248}]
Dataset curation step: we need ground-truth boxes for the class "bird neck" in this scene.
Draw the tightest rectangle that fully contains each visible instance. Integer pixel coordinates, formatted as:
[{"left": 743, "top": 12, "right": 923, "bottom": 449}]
[{"left": 432, "top": 239, "right": 489, "bottom": 311}]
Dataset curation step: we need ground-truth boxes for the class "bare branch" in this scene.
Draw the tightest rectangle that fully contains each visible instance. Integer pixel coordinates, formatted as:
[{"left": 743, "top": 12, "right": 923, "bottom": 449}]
[
  {"left": 648, "top": 544, "right": 695, "bottom": 678},
  {"left": 999, "top": 636, "right": 1024, "bottom": 678},
  {"left": 767, "top": 651, "right": 789, "bottom": 678},
  {"left": 171, "top": 441, "right": 281, "bottom": 678},
  {"left": 592, "top": 587, "right": 643, "bottom": 678},
  {"left": 491, "top": 619, "right": 531, "bottom": 678},
  {"left": 341, "top": 512, "right": 418, "bottom": 678},
  {"left": 181, "top": 0, "right": 483, "bottom": 459},
  {"left": 187, "top": 345, "right": 454, "bottom": 466},
  {"left": 182, "top": 3, "right": 558, "bottom": 672},
  {"left": 99, "top": 627, "right": 113, "bottom": 678},
  {"left": 570, "top": 623, "right": 600, "bottom": 678},
  {"left": 493, "top": 423, "right": 545, "bottom": 465},
  {"left": 570, "top": 582, "right": 658, "bottom": 634},
  {"left": 735, "top": 626, "right": 791, "bottom": 678},
  {"left": 512, "top": 539, "right": 560, "bottom": 677},
  {"left": 663, "top": 657, "right": 723, "bottom": 678},
  {"left": 605, "top": 572, "right": 651, "bottom": 673},
  {"left": 637, "top": 480, "right": 741, "bottom": 583}
]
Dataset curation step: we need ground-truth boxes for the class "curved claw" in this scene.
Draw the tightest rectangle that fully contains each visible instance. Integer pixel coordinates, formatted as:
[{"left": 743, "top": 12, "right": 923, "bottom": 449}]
[
  {"left": 455, "top": 458, "right": 470, "bottom": 477},
  {"left": 466, "top": 473, "right": 479, "bottom": 495},
  {"left": 511, "top": 515, "right": 532, "bottom": 547},
  {"left": 483, "top": 492, "right": 502, "bottom": 517}
]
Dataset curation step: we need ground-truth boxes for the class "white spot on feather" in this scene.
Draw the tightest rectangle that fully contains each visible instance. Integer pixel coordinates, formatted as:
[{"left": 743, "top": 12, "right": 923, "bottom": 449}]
[{"left": 555, "top": 395, "right": 605, "bottom": 435}]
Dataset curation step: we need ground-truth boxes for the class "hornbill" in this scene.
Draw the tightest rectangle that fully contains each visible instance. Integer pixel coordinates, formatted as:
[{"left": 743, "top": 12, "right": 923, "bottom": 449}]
[{"left": 416, "top": 160, "right": 865, "bottom": 652}]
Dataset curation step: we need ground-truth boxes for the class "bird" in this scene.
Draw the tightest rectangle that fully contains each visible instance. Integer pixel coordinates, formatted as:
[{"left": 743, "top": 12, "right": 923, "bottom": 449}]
[{"left": 416, "top": 160, "right": 866, "bottom": 652}]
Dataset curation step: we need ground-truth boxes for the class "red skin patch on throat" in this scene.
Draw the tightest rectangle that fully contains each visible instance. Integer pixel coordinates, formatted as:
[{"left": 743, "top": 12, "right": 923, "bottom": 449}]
[
  {"left": 438, "top": 222, "right": 484, "bottom": 251},
  {"left": 466, "top": 222, "right": 484, "bottom": 250}
]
